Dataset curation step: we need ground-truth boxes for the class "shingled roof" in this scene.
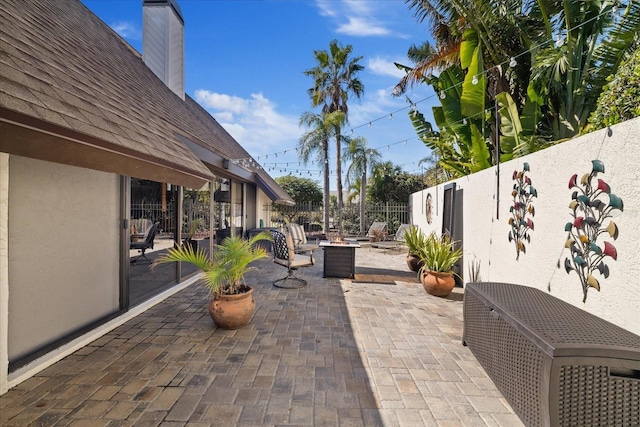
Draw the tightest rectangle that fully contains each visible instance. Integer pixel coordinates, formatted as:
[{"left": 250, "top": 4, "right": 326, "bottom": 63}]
[{"left": 0, "top": 0, "right": 293, "bottom": 204}]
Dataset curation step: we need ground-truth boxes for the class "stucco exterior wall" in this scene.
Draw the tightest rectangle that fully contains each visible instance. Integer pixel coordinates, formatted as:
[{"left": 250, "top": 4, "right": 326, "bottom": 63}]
[
  {"left": 0, "top": 153, "right": 9, "bottom": 394},
  {"left": 8, "top": 156, "right": 120, "bottom": 361},
  {"left": 410, "top": 117, "right": 640, "bottom": 335}
]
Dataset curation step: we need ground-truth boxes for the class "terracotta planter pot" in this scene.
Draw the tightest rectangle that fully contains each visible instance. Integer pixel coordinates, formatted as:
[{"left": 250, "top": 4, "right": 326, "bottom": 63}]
[
  {"left": 421, "top": 270, "right": 455, "bottom": 297},
  {"left": 208, "top": 287, "right": 255, "bottom": 329},
  {"left": 406, "top": 253, "right": 424, "bottom": 272}
]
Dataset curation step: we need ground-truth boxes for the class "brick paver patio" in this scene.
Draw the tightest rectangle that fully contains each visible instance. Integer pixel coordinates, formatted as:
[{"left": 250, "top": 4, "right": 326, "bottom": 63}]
[{"left": 0, "top": 247, "right": 523, "bottom": 426}]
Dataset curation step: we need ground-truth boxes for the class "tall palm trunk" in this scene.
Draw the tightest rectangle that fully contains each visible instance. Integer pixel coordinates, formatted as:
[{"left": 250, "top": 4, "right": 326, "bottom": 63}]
[
  {"left": 323, "top": 146, "right": 330, "bottom": 233},
  {"left": 335, "top": 127, "right": 343, "bottom": 235},
  {"left": 359, "top": 166, "right": 367, "bottom": 234}
]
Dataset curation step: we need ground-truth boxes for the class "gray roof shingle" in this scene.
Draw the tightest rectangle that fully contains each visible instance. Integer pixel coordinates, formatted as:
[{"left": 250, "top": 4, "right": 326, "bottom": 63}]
[{"left": 0, "top": 0, "right": 292, "bottom": 204}]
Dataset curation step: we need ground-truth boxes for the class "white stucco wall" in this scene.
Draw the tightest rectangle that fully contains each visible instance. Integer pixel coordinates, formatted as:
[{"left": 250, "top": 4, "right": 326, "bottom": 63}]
[
  {"left": 7, "top": 156, "right": 120, "bottom": 361},
  {"left": 410, "top": 117, "right": 640, "bottom": 335}
]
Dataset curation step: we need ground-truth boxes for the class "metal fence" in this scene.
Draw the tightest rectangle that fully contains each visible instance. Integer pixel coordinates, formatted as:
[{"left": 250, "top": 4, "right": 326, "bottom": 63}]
[
  {"left": 263, "top": 202, "right": 409, "bottom": 236},
  {"left": 132, "top": 200, "right": 409, "bottom": 237},
  {"left": 131, "top": 199, "right": 210, "bottom": 237}
]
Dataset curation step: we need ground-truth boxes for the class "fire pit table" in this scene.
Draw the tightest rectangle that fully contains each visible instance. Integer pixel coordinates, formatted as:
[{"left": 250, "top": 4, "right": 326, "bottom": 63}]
[{"left": 320, "top": 241, "right": 361, "bottom": 278}]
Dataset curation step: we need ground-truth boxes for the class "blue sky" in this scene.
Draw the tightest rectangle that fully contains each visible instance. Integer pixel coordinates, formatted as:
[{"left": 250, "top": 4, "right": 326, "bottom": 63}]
[{"left": 82, "top": 0, "right": 438, "bottom": 186}]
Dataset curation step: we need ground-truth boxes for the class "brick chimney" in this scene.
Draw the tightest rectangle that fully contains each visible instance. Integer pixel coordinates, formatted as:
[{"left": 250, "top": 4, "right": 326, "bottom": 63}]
[{"left": 142, "top": 0, "right": 185, "bottom": 100}]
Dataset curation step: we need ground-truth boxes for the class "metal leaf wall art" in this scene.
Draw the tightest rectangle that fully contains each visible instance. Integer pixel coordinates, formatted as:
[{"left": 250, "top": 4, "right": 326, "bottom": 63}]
[
  {"left": 563, "top": 160, "right": 623, "bottom": 302},
  {"left": 508, "top": 162, "right": 537, "bottom": 260}
]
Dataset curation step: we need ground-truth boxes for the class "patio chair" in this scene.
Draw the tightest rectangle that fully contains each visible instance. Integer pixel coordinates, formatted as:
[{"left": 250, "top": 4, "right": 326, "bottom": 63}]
[
  {"left": 370, "top": 223, "right": 411, "bottom": 251},
  {"left": 272, "top": 230, "right": 314, "bottom": 288},
  {"left": 287, "top": 223, "right": 319, "bottom": 263},
  {"left": 130, "top": 222, "right": 160, "bottom": 264},
  {"left": 368, "top": 221, "right": 388, "bottom": 240},
  {"left": 345, "top": 221, "right": 388, "bottom": 242},
  {"left": 130, "top": 218, "right": 153, "bottom": 240}
]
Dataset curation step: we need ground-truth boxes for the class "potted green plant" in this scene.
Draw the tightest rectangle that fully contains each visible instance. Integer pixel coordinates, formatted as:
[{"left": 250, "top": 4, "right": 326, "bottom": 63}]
[
  {"left": 416, "top": 232, "right": 463, "bottom": 297},
  {"left": 154, "top": 231, "right": 273, "bottom": 329},
  {"left": 403, "top": 225, "right": 426, "bottom": 272}
]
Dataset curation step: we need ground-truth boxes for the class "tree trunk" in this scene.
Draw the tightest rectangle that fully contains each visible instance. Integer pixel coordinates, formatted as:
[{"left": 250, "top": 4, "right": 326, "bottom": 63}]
[
  {"left": 335, "top": 130, "right": 343, "bottom": 235},
  {"left": 360, "top": 165, "right": 366, "bottom": 234},
  {"left": 323, "top": 150, "right": 330, "bottom": 234}
]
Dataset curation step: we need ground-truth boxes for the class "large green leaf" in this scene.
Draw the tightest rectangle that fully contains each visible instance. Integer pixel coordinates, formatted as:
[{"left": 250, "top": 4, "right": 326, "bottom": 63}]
[
  {"left": 460, "top": 30, "right": 486, "bottom": 118},
  {"left": 459, "top": 29, "right": 478, "bottom": 70},
  {"left": 496, "top": 92, "right": 522, "bottom": 159},
  {"left": 469, "top": 124, "right": 492, "bottom": 171},
  {"left": 497, "top": 91, "right": 545, "bottom": 159},
  {"left": 520, "top": 81, "right": 543, "bottom": 135}
]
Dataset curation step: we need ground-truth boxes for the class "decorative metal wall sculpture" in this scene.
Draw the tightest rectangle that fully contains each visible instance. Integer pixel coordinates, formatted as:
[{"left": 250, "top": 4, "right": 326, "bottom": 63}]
[
  {"left": 564, "top": 160, "right": 623, "bottom": 302},
  {"left": 508, "top": 162, "right": 537, "bottom": 260}
]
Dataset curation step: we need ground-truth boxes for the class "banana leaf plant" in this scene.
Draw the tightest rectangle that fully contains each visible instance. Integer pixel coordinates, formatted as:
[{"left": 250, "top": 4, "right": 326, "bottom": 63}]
[{"left": 563, "top": 160, "right": 623, "bottom": 302}]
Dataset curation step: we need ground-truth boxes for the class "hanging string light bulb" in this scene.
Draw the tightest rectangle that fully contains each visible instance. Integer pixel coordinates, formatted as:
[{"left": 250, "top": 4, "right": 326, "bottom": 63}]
[
  {"left": 389, "top": 113, "right": 393, "bottom": 120},
  {"left": 439, "top": 91, "right": 446, "bottom": 99},
  {"left": 509, "top": 57, "right": 517, "bottom": 67},
  {"left": 472, "top": 75, "right": 479, "bottom": 85},
  {"left": 555, "top": 35, "right": 565, "bottom": 47}
]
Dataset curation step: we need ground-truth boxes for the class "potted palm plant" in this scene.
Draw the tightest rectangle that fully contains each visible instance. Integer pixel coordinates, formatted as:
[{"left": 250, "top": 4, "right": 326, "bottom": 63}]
[
  {"left": 154, "top": 231, "right": 273, "bottom": 329},
  {"left": 403, "top": 225, "right": 426, "bottom": 272},
  {"left": 416, "top": 232, "right": 462, "bottom": 297}
]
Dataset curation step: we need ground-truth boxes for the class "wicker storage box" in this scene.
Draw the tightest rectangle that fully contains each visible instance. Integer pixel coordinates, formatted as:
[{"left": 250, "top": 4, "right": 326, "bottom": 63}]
[{"left": 463, "top": 282, "right": 640, "bottom": 427}]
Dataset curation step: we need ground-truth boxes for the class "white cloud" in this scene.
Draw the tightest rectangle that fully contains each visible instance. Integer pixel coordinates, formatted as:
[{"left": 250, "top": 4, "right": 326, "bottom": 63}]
[
  {"left": 111, "top": 21, "right": 141, "bottom": 40},
  {"left": 315, "top": 0, "right": 396, "bottom": 37},
  {"left": 368, "top": 56, "right": 406, "bottom": 79},
  {"left": 337, "top": 17, "right": 390, "bottom": 36},
  {"left": 193, "top": 90, "right": 301, "bottom": 155},
  {"left": 315, "top": 0, "right": 336, "bottom": 17}
]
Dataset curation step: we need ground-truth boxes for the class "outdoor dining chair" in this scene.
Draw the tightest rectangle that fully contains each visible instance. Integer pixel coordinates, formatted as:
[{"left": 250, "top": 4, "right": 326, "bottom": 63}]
[
  {"left": 272, "top": 229, "right": 314, "bottom": 288},
  {"left": 287, "top": 223, "right": 319, "bottom": 263}
]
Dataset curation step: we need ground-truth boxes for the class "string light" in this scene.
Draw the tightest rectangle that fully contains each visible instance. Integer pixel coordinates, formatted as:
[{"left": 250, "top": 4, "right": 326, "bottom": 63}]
[
  {"left": 253, "top": 8, "right": 613, "bottom": 163},
  {"left": 472, "top": 75, "right": 479, "bottom": 85}
]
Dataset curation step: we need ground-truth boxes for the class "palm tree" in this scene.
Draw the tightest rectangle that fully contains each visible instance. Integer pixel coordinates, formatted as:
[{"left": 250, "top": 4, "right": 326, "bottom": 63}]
[
  {"left": 304, "top": 39, "right": 364, "bottom": 234},
  {"left": 346, "top": 178, "right": 362, "bottom": 204},
  {"left": 398, "top": 0, "right": 640, "bottom": 141},
  {"left": 298, "top": 111, "right": 344, "bottom": 233},
  {"left": 343, "top": 136, "right": 381, "bottom": 234}
]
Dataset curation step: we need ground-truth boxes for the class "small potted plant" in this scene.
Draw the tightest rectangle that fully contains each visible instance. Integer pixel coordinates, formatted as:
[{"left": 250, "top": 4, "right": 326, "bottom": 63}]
[
  {"left": 416, "top": 232, "right": 462, "bottom": 297},
  {"left": 154, "top": 231, "right": 273, "bottom": 329},
  {"left": 403, "top": 225, "right": 426, "bottom": 272}
]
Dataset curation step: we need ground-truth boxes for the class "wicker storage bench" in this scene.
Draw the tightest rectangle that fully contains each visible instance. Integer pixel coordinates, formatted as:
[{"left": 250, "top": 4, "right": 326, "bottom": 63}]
[{"left": 463, "top": 282, "right": 640, "bottom": 427}]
